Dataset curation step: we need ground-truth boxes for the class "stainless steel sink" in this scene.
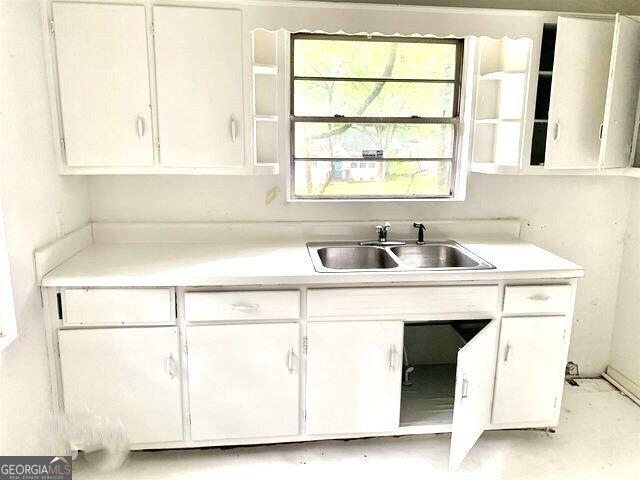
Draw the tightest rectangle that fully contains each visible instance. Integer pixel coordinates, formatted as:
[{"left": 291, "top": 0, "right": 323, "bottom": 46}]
[
  {"left": 391, "top": 244, "right": 482, "bottom": 269},
  {"left": 307, "top": 240, "right": 494, "bottom": 273},
  {"left": 316, "top": 246, "right": 398, "bottom": 270}
]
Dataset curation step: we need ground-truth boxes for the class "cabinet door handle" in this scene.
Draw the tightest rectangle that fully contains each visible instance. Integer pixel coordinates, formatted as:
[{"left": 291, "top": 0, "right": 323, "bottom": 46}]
[
  {"left": 388, "top": 344, "right": 397, "bottom": 371},
  {"left": 553, "top": 121, "right": 559, "bottom": 141},
  {"left": 165, "top": 353, "right": 177, "bottom": 379},
  {"left": 230, "top": 302, "right": 259, "bottom": 312},
  {"left": 461, "top": 378, "right": 469, "bottom": 399},
  {"left": 287, "top": 348, "right": 295, "bottom": 373},
  {"left": 599, "top": 123, "right": 604, "bottom": 140},
  {"left": 230, "top": 116, "right": 238, "bottom": 143},
  {"left": 504, "top": 342, "right": 512, "bottom": 363},
  {"left": 137, "top": 115, "right": 145, "bottom": 138},
  {"left": 527, "top": 294, "right": 551, "bottom": 301}
]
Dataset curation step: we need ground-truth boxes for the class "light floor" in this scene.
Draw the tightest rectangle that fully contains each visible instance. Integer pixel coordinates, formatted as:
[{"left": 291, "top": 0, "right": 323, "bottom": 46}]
[{"left": 75, "top": 379, "right": 640, "bottom": 480}]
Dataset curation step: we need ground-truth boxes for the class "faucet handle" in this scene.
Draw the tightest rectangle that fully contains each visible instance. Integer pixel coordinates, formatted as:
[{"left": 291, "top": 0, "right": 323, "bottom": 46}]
[{"left": 375, "top": 223, "right": 391, "bottom": 242}]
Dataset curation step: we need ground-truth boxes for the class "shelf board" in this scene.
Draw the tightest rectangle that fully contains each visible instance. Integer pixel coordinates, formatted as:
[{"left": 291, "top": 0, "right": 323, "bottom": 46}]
[
  {"left": 253, "top": 64, "right": 278, "bottom": 75},
  {"left": 478, "top": 70, "right": 526, "bottom": 80},
  {"left": 475, "top": 118, "right": 521, "bottom": 124},
  {"left": 538, "top": 70, "right": 553, "bottom": 76},
  {"left": 254, "top": 115, "right": 279, "bottom": 122},
  {"left": 534, "top": 119, "right": 549, "bottom": 123}
]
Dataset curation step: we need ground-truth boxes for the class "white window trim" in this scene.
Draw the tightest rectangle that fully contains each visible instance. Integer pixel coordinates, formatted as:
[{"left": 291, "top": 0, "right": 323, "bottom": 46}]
[
  {"left": 0, "top": 197, "right": 17, "bottom": 352},
  {"left": 283, "top": 34, "right": 474, "bottom": 203}
]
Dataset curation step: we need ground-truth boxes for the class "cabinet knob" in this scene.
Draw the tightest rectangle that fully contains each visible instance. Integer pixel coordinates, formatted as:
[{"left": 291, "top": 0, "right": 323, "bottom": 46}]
[
  {"left": 388, "top": 344, "right": 397, "bottom": 371},
  {"left": 231, "top": 302, "right": 259, "bottom": 312},
  {"left": 287, "top": 348, "right": 295, "bottom": 374},
  {"left": 164, "top": 353, "right": 178, "bottom": 379},
  {"left": 230, "top": 116, "right": 238, "bottom": 143},
  {"left": 527, "top": 294, "right": 551, "bottom": 301}
]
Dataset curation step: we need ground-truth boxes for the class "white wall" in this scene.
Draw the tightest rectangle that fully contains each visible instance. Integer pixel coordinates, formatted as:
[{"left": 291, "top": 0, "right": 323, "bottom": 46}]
[
  {"left": 0, "top": 0, "right": 90, "bottom": 455},
  {"left": 609, "top": 182, "right": 640, "bottom": 389},
  {"left": 88, "top": 173, "right": 633, "bottom": 376}
]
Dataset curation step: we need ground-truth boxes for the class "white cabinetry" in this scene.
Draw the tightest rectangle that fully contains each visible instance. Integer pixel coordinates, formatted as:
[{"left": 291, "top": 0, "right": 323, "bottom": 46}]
[
  {"left": 153, "top": 6, "right": 245, "bottom": 169},
  {"left": 58, "top": 327, "right": 183, "bottom": 444},
  {"left": 492, "top": 316, "right": 571, "bottom": 425},
  {"left": 186, "top": 323, "right": 300, "bottom": 440},
  {"left": 51, "top": 3, "right": 153, "bottom": 167},
  {"left": 305, "top": 320, "right": 403, "bottom": 435},
  {"left": 545, "top": 15, "right": 640, "bottom": 170}
]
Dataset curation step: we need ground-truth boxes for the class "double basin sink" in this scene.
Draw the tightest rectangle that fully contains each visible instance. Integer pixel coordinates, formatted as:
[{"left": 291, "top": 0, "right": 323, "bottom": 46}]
[{"left": 307, "top": 240, "right": 495, "bottom": 273}]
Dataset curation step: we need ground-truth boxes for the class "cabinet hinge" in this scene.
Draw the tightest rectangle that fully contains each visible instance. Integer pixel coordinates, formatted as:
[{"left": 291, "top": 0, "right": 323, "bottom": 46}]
[
  {"left": 59, "top": 137, "right": 66, "bottom": 156},
  {"left": 150, "top": 22, "right": 155, "bottom": 36},
  {"left": 553, "top": 396, "right": 558, "bottom": 409},
  {"left": 302, "top": 336, "right": 308, "bottom": 354},
  {"left": 49, "top": 18, "right": 55, "bottom": 35},
  {"left": 184, "top": 342, "right": 188, "bottom": 355}
]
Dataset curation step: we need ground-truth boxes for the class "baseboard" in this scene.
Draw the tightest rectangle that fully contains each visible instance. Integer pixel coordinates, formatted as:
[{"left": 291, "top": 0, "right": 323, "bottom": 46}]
[{"left": 603, "top": 367, "right": 640, "bottom": 407}]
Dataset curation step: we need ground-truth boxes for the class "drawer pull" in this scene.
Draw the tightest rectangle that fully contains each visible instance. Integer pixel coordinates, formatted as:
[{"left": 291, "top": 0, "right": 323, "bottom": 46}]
[
  {"left": 526, "top": 294, "right": 551, "bottom": 301},
  {"left": 230, "top": 302, "right": 259, "bottom": 313}
]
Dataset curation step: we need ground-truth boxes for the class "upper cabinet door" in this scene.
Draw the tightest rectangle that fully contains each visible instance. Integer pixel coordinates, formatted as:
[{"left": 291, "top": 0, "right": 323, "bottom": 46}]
[
  {"left": 153, "top": 6, "right": 245, "bottom": 168},
  {"left": 449, "top": 319, "right": 498, "bottom": 471},
  {"left": 599, "top": 15, "right": 640, "bottom": 169},
  {"left": 305, "top": 320, "right": 403, "bottom": 436},
  {"left": 545, "top": 17, "right": 614, "bottom": 169},
  {"left": 52, "top": 3, "right": 153, "bottom": 167}
]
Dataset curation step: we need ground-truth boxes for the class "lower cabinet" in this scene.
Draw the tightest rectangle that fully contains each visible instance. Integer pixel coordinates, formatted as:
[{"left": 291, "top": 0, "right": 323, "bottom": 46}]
[
  {"left": 186, "top": 323, "right": 300, "bottom": 440},
  {"left": 305, "top": 320, "right": 404, "bottom": 435},
  {"left": 492, "top": 315, "right": 570, "bottom": 425},
  {"left": 58, "top": 327, "right": 183, "bottom": 444}
]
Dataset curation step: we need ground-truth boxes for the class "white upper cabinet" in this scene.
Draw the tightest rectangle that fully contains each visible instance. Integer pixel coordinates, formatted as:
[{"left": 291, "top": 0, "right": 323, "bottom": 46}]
[
  {"left": 153, "top": 6, "right": 245, "bottom": 168},
  {"left": 449, "top": 319, "right": 498, "bottom": 471},
  {"left": 545, "top": 17, "right": 615, "bottom": 169},
  {"left": 52, "top": 3, "right": 153, "bottom": 167},
  {"left": 599, "top": 15, "right": 640, "bottom": 169}
]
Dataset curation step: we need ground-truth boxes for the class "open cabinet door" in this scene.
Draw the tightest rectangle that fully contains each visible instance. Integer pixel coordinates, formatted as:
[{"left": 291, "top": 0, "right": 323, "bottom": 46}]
[
  {"left": 599, "top": 14, "right": 640, "bottom": 169},
  {"left": 449, "top": 319, "right": 499, "bottom": 471},
  {"left": 545, "top": 17, "right": 614, "bottom": 169}
]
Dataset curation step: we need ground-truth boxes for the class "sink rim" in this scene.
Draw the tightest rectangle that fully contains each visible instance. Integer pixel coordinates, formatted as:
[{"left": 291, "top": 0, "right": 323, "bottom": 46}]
[{"left": 307, "top": 240, "right": 495, "bottom": 273}]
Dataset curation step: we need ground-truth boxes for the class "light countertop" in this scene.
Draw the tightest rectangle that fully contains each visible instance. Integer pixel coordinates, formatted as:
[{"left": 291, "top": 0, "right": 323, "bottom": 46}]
[{"left": 41, "top": 240, "right": 584, "bottom": 287}]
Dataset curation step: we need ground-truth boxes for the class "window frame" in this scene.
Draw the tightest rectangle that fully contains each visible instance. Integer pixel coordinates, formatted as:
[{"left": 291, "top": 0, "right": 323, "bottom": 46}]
[{"left": 289, "top": 33, "right": 465, "bottom": 201}]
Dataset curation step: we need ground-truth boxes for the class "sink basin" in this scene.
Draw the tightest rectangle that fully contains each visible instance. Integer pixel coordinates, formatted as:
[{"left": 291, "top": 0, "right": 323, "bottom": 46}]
[
  {"left": 391, "top": 244, "right": 480, "bottom": 269},
  {"left": 316, "top": 246, "right": 398, "bottom": 270},
  {"left": 307, "top": 240, "right": 494, "bottom": 273}
]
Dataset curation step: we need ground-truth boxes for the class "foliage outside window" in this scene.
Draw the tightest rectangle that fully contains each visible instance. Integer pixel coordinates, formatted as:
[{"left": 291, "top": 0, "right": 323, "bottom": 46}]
[{"left": 290, "top": 34, "right": 463, "bottom": 200}]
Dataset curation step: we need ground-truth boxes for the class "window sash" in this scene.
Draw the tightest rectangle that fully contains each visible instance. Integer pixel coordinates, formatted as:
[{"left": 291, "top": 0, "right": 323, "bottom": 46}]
[{"left": 290, "top": 34, "right": 463, "bottom": 199}]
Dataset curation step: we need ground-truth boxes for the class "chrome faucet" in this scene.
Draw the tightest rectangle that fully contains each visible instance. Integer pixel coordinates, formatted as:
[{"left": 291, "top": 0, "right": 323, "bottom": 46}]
[
  {"left": 360, "top": 222, "right": 406, "bottom": 246},
  {"left": 376, "top": 223, "right": 391, "bottom": 243}
]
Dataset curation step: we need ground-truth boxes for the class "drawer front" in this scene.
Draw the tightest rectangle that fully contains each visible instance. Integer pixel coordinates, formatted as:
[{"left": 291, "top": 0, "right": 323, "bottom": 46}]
[
  {"left": 503, "top": 285, "right": 572, "bottom": 315},
  {"left": 63, "top": 288, "right": 173, "bottom": 326},
  {"left": 307, "top": 286, "right": 498, "bottom": 318},
  {"left": 185, "top": 290, "right": 300, "bottom": 322}
]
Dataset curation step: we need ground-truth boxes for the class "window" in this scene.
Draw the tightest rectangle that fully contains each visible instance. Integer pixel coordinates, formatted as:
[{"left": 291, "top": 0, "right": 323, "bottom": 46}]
[{"left": 290, "top": 34, "right": 463, "bottom": 200}]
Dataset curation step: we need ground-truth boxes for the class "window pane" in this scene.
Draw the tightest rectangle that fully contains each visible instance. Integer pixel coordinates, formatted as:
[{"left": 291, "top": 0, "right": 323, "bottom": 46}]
[
  {"left": 294, "top": 80, "right": 454, "bottom": 117},
  {"left": 293, "top": 38, "right": 457, "bottom": 80},
  {"left": 294, "top": 122, "right": 454, "bottom": 159},
  {"left": 294, "top": 160, "right": 452, "bottom": 197}
]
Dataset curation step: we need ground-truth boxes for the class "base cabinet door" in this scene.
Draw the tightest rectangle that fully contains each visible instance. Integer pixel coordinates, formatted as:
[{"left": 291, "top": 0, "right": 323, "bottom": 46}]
[
  {"left": 492, "top": 316, "right": 570, "bottom": 425},
  {"left": 58, "top": 327, "right": 183, "bottom": 444},
  {"left": 450, "top": 319, "right": 499, "bottom": 471},
  {"left": 186, "top": 323, "right": 300, "bottom": 441},
  {"left": 305, "top": 320, "right": 403, "bottom": 435}
]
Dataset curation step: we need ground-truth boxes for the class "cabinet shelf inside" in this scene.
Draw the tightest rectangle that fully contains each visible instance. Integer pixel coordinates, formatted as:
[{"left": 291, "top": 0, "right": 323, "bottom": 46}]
[{"left": 253, "top": 64, "right": 278, "bottom": 75}]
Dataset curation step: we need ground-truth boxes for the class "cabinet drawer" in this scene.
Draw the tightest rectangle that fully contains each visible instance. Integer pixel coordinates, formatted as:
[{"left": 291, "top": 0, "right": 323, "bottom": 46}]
[
  {"left": 502, "top": 285, "right": 572, "bottom": 315},
  {"left": 307, "top": 286, "right": 498, "bottom": 318},
  {"left": 63, "top": 288, "right": 173, "bottom": 326},
  {"left": 185, "top": 290, "right": 300, "bottom": 322}
]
